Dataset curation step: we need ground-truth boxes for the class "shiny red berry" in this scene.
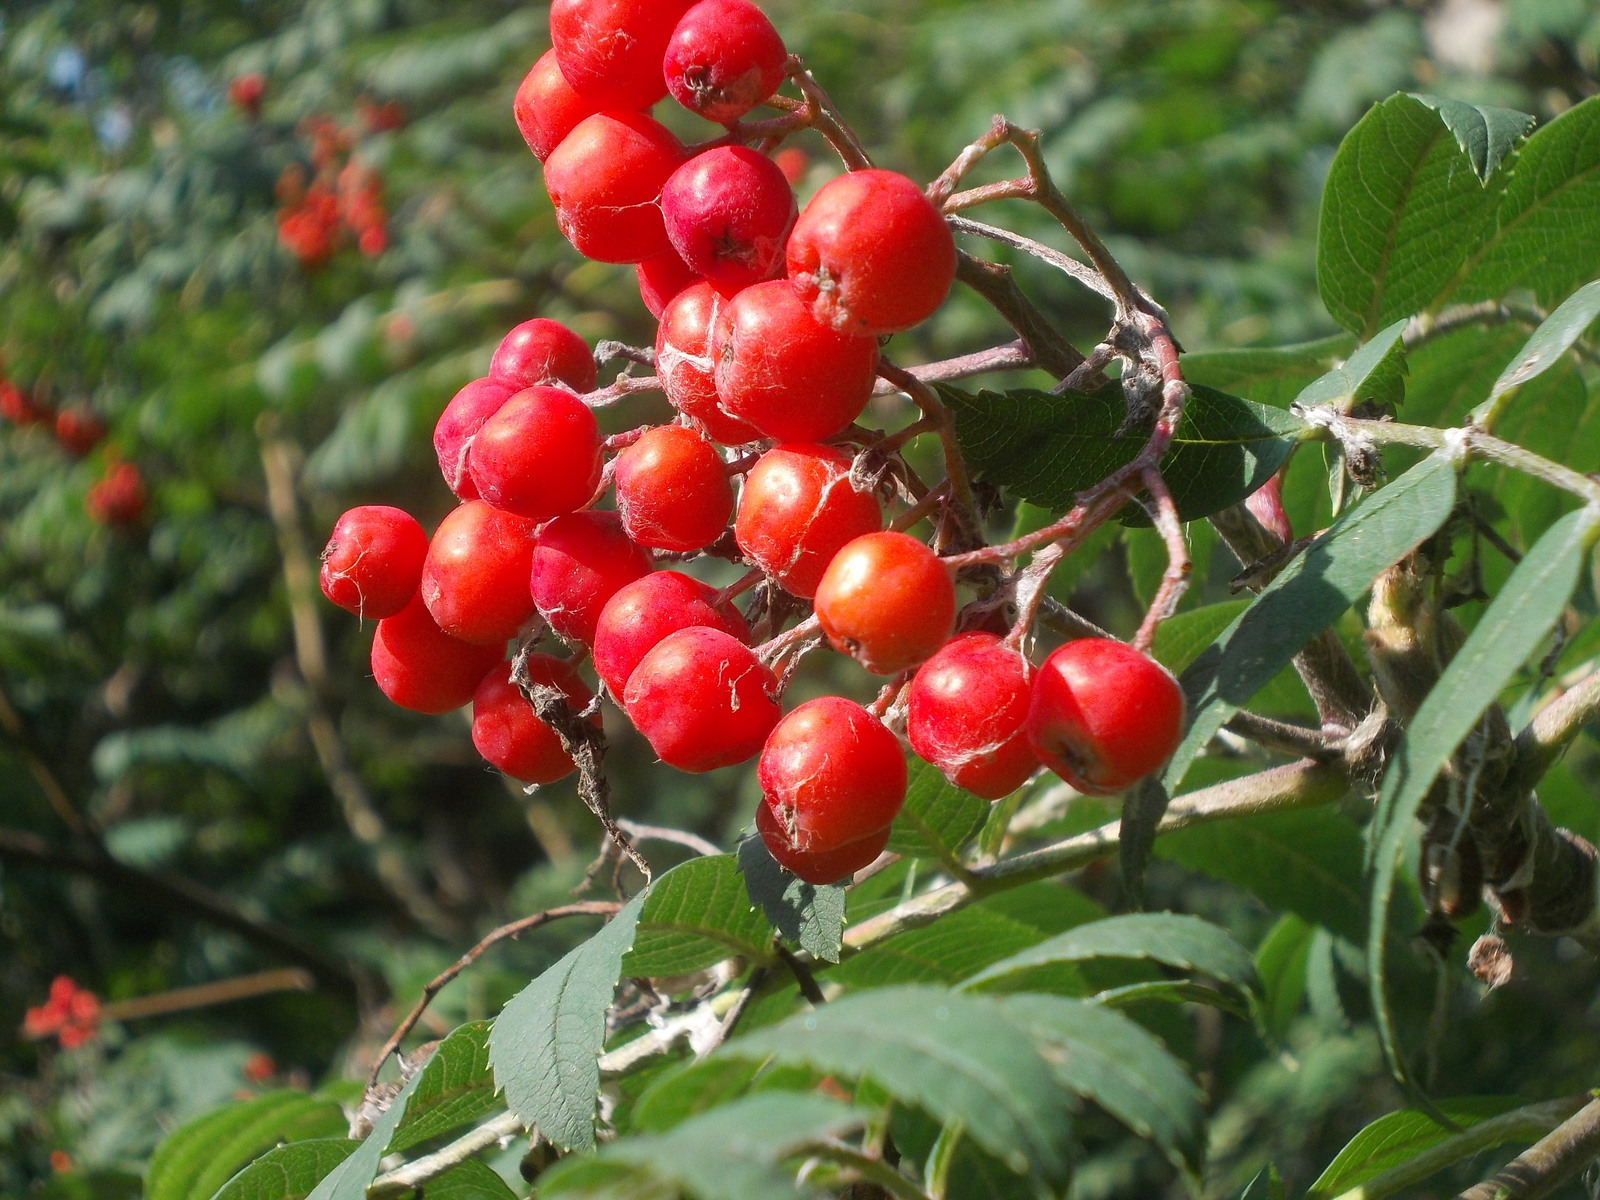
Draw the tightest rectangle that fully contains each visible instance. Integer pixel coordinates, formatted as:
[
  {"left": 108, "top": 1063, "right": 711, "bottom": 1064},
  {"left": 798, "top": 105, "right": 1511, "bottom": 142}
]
[
  {"left": 624, "top": 626, "right": 780, "bottom": 772},
  {"left": 471, "top": 657, "right": 594, "bottom": 784},
  {"left": 1027, "top": 638, "right": 1186, "bottom": 795},
  {"left": 320, "top": 505, "right": 429, "bottom": 620},
  {"left": 735, "top": 443, "right": 882, "bottom": 598},
  {"left": 814, "top": 531, "right": 955, "bottom": 675},
  {"left": 787, "top": 168, "right": 956, "bottom": 335},
  {"left": 907, "top": 633, "right": 1038, "bottom": 799},
  {"left": 759, "top": 696, "right": 906, "bottom": 852}
]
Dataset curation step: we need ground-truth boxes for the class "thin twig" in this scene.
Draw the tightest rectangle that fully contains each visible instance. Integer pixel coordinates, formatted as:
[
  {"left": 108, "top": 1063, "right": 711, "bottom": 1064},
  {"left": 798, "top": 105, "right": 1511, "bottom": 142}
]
[
  {"left": 368, "top": 1111, "right": 527, "bottom": 1197},
  {"left": 259, "top": 427, "right": 459, "bottom": 939},
  {"left": 774, "top": 941, "right": 827, "bottom": 1005},
  {"left": 365, "top": 901, "right": 620, "bottom": 1093},
  {"left": 1132, "top": 467, "right": 1190, "bottom": 652},
  {"left": 0, "top": 675, "right": 96, "bottom": 839},
  {"left": 1454, "top": 1095, "right": 1600, "bottom": 1200},
  {"left": 0, "top": 826, "right": 363, "bottom": 1001},
  {"left": 944, "top": 214, "right": 1114, "bottom": 301}
]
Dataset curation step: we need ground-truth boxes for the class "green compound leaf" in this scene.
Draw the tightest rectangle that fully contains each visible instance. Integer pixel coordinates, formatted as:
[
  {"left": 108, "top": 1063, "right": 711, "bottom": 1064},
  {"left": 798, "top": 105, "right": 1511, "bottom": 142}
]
[
  {"left": 1474, "top": 278, "right": 1600, "bottom": 428},
  {"left": 1304, "top": 1096, "right": 1576, "bottom": 1200},
  {"left": 538, "top": 1093, "right": 868, "bottom": 1200},
  {"left": 939, "top": 383, "right": 1303, "bottom": 521},
  {"left": 886, "top": 761, "right": 989, "bottom": 863},
  {"left": 1367, "top": 505, "right": 1600, "bottom": 1088},
  {"left": 624, "top": 855, "right": 775, "bottom": 977},
  {"left": 960, "top": 912, "right": 1258, "bottom": 1001},
  {"left": 147, "top": 1091, "right": 346, "bottom": 1200},
  {"left": 490, "top": 895, "right": 644, "bottom": 1152},
  {"left": 388, "top": 1021, "right": 497, "bottom": 1154},
  {"left": 1291, "top": 318, "right": 1409, "bottom": 412},
  {"left": 1412, "top": 94, "right": 1535, "bottom": 182},
  {"left": 1437, "top": 94, "right": 1600, "bottom": 310},
  {"left": 210, "top": 1139, "right": 358, "bottom": 1200},
  {"left": 1317, "top": 93, "right": 1504, "bottom": 335},
  {"left": 720, "top": 986, "right": 1075, "bottom": 1189},
  {"left": 1154, "top": 806, "right": 1367, "bottom": 945},
  {"left": 1181, "top": 334, "right": 1356, "bottom": 409},
  {"left": 737, "top": 835, "right": 845, "bottom": 963},
  {"left": 419, "top": 1160, "right": 521, "bottom": 1200},
  {"left": 1165, "top": 452, "right": 1459, "bottom": 792},
  {"left": 832, "top": 883, "right": 1100, "bottom": 991},
  {"left": 995, "top": 994, "right": 1206, "bottom": 1173},
  {"left": 1253, "top": 915, "right": 1316, "bottom": 1041}
]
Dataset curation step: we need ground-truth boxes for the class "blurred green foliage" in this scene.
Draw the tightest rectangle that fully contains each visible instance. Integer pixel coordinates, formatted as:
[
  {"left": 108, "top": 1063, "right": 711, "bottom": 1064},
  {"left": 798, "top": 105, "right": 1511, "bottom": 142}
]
[{"left": 2, "top": 0, "right": 1599, "bottom": 1196}]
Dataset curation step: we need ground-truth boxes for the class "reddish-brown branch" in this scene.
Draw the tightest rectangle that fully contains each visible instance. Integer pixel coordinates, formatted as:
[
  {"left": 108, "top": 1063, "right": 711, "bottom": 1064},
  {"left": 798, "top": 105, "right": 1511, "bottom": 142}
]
[{"left": 365, "top": 901, "right": 621, "bottom": 1092}]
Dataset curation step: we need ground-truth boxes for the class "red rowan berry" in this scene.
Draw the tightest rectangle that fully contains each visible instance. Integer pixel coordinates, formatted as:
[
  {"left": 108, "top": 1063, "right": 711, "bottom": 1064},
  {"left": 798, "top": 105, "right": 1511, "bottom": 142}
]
[
  {"left": 712, "top": 279, "right": 878, "bottom": 442},
  {"left": 663, "top": 0, "right": 787, "bottom": 123},
  {"left": 907, "top": 632, "right": 1038, "bottom": 799},
  {"left": 788, "top": 168, "right": 956, "bottom": 335},
  {"left": 420, "top": 500, "right": 540, "bottom": 646},
  {"left": 468, "top": 386, "right": 603, "bottom": 521},
  {"left": 489, "top": 318, "right": 597, "bottom": 394},
  {"left": 759, "top": 696, "right": 906, "bottom": 851},
  {"left": 656, "top": 282, "right": 762, "bottom": 445},
  {"left": 1027, "top": 638, "right": 1186, "bottom": 795},
  {"left": 755, "top": 800, "right": 889, "bottom": 885},
  {"left": 320, "top": 505, "right": 429, "bottom": 620},
  {"left": 735, "top": 443, "right": 882, "bottom": 598},
  {"left": 614, "top": 425, "right": 734, "bottom": 552},
  {"left": 371, "top": 593, "right": 503, "bottom": 714},
  {"left": 471, "top": 657, "right": 593, "bottom": 784},
  {"left": 513, "top": 50, "right": 598, "bottom": 162},
  {"left": 662, "top": 146, "right": 796, "bottom": 289},
  {"left": 815, "top": 531, "right": 955, "bottom": 675},
  {"left": 550, "top": 0, "right": 696, "bottom": 111},
  {"left": 593, "top": 570, "right": 750, "bottom": 699},
  {"left": 543, "top": 112, "right": 687, "bottom": 264},
  {"left": 527, "top": 511, "right": 654, "bottom": 645},
  {"left": 624, "top": 626, "right": 780, "bottom": 772}
]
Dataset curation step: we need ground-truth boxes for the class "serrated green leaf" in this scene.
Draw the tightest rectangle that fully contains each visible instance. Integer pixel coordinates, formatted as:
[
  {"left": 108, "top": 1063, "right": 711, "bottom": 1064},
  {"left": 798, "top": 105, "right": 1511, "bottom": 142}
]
[
  {"left": 1182, "top": 335, "right": 1356, "bottom": 409},
  {"left": 1304, "top": 1096, "right": 1573, "bottom": 1200},
  {"left": 211, "top": 1139, "right": 358, "bottom": 1200},
  {"left": 940, "top": 383, "right": 1303, "bottom": 521},
  {"left": 960, "top": 912, "right": 1258, "bottom": 1000},
  {"left": 388, "top": 1021, "right": 497, "bottom": 1154},
  {"left": 1254, "top": 915, "right": 1315, "bottom": 1041},
  {"left": 305, "top": 1067, "right": 426, "bottom": 1200},
  {"left": 832, "top": 883, "right": 1099, "bottom": 991},
  {"left": 886, "top": 761, "right": 990, "bottom": 862},
  {"left": 490, "top": 895, "right": 644, "bottom": 1152},
  {"left": 624, "top": 855, "right": 774, "bottom": 977},
  {"left": 1437, "top": 94, "right": 1600, "bottom": 309},
  {"left": 1091, "top": 978, "right": 1253, "bottom": 1020},
  {"left": 1412, "top": 94, "right": 1535, "bottom": 182},
  {"left": 736, "top": 836, "right": 844, "bottom": 963},
  {"left": 720, "top": 987, "right": 1074, "bottom": 1188},
  {"left": 1318, "top": 94, "right": 1501, "bottom": 336},
  {"left": 1151, "top": 601, "right": 1251, "bottom": 674},
  {"left": 996, "top": 994, "right": 1206, "bottom": 1173},
  {"left": 538, "top": 1093, "right": 866, "bottom": 1200},
  {"left": 1291, "top": 319, "right": 1408, "bottom": 412},
  {"left": 630, "top": 1058, "right": 769, "bottom": 1134},
  {"left": 1154, "top": 806, "right": 1366, "bottom": 944},
  {"left": 1165, "top": 452, "right": 1458, "bottom": 791},
  {"left": 146, "top": 1091, "right": 345, "bottom": 1200},
  {"left": 1368, "top": 504, "right": 1600, "bottom": 1085},
  {"left": 1475, "top": 279, "right": 1600, "bottom": 427},
  {"left": 418, "top": 1159, "right": 520, "bottom": 1200}
]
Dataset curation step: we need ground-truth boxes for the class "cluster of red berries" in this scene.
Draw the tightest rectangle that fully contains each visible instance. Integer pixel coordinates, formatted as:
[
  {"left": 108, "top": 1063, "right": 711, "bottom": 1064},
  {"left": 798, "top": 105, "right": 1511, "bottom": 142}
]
[
  {"left": 23, "top": 976, "right": 101, "bottom": 1050},
  {"left": 1, "top": 366, "right": 146, "bottom": 527},
  {"left": 274, "top": 110, "right": 397, "bottom": 267},
  {"left": 319, "top": 0, "right": 1186, "bottom": 884}
]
